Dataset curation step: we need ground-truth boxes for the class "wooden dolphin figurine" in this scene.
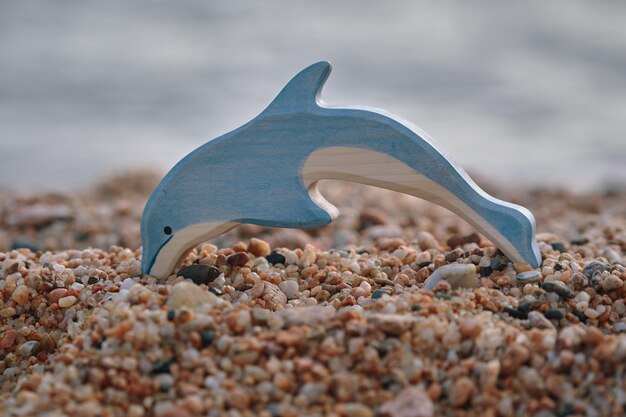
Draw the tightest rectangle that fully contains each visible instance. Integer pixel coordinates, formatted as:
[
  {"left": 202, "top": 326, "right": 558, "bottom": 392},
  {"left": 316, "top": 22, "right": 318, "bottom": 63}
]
[{"left": 141, "top": 61, "right": 541, "bottom": 278}]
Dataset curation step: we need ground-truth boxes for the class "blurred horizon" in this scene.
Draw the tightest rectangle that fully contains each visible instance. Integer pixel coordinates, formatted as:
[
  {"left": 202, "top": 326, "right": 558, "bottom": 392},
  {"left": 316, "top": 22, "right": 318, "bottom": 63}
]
[{"left": 1, "top": 1, "right": 625, "bottom": 193}]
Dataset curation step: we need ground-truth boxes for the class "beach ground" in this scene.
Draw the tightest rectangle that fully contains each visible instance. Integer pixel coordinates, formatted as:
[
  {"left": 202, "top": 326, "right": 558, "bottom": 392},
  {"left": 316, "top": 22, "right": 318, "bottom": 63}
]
[{"left": 0, "top": 172, "right": 624, "bottom": 417}]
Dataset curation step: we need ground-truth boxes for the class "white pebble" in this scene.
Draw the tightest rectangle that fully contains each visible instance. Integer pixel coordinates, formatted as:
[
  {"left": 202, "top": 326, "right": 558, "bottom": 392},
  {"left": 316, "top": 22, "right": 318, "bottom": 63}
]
[
  {"left": 279, "top": 280, "right": 299, "bottom": 300},
  {"left": 120, "top": 277, "right": 136, "bottom": 291},
  {"left": 58, "top": 296, "right": 77, "bottom": 308}
]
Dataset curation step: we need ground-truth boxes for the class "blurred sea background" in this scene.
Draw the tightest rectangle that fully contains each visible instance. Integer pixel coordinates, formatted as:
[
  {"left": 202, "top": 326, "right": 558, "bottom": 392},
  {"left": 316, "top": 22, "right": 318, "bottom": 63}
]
[{"left": 1, "top": 1, "right": 625, "bottom": 192}]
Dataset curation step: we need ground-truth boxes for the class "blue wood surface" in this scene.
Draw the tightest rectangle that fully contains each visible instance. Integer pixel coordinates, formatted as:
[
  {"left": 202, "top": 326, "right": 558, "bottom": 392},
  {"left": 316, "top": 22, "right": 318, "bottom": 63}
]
[{"left": 141, "top": 61, "right": 541, "bottom": 276}]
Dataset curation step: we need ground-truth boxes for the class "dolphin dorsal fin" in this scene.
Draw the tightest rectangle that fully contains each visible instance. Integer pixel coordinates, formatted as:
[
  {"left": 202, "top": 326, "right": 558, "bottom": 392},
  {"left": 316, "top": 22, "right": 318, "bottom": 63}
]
[{"left": 263, "top": 61, "right": 331, "bottom": 115}]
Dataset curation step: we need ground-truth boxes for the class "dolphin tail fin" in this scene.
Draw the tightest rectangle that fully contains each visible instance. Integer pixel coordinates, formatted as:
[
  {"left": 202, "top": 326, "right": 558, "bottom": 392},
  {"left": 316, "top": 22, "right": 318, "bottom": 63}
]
[{"left": 263, "top": 61, "right": 331, "bottom": 115}]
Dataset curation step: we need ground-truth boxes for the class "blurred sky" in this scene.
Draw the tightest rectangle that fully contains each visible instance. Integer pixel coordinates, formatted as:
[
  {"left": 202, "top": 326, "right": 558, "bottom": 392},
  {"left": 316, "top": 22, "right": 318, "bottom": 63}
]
[{"left": 1, "top": 1, "right": 625, "bottom": 192}]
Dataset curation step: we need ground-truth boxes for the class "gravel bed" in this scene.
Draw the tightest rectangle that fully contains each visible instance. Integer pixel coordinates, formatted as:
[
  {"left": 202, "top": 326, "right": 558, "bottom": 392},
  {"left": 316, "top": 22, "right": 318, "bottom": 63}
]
[{"left": 0, "top": 172, "right": 625, "bottom": 417}]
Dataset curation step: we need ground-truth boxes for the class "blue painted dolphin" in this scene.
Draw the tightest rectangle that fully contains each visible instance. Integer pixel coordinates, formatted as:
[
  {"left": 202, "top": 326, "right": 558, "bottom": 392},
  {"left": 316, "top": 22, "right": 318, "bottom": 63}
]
[{"left": 141, "top": 61, "right": 541, "bottom": 278}]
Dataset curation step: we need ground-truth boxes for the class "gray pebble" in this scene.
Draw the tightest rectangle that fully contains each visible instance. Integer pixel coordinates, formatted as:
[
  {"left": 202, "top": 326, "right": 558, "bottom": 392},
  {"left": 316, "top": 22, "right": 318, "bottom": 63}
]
[
  {"left": 582, "top": 261, "right": 610, "bottom": 280},
  {"left": 541, "top": 281, "right": 575, "bottom": 299}
]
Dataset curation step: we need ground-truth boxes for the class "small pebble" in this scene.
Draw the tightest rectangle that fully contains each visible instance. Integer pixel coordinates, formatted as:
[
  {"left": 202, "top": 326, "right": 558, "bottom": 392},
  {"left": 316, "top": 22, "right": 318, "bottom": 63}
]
[
  {"left": 449, "top": 377, "right": 474, "bottom": 407},
  {"left": 582, "top": 261, "right": 610, "bottom": 279},
  {"left": 11, "top": 285, "right": 29, "bottom": 306},
  {"left": 167, "top": 282, "right": 217, "bottom": 309},
  {"left": 265, "top": 252, "right": 286, "bottom": 265},
  {"left": 279, "top": 280, "right": 299, "bottom": 300},
  {"left": 248, "top": 238, "right": 271, "bottom": 257},
  {"left": 379, "top": 386, "right": 434, "bottom": 417},
  {"left": 541, "top": 281, "right": 575, "bottom": 299},
  {"left": 177, "top": 264, "right": 221, "bottom": 285},
  {"left": 58, "top": 296, "right": 77, "bottom": 308},
  {"left": 544, "top": 309, "right": 564, "bottom": 320},
  {"left": 226, "top": 252, "right": 249, "bottom": 267}
]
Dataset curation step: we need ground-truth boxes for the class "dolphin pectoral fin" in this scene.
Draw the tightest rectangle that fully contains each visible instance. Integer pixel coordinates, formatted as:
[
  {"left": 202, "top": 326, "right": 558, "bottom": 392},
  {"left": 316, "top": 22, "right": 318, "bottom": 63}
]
[
  {"left": 148, "top": 221, "right": 239, "bottom": 279},
  {"left": 263, "top": 61, "right": 332, "bottom": 115}
]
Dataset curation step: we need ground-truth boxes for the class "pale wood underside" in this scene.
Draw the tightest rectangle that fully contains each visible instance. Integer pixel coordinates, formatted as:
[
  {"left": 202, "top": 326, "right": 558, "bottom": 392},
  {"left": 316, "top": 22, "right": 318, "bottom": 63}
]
[{"left": 149, "top": 146, "right": 524, "bottom": 279}]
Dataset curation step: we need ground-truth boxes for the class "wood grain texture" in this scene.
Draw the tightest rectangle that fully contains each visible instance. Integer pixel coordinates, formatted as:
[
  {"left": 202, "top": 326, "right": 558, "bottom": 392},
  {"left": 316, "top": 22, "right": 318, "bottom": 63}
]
[{"left": 141, "top": 61, "right": 541, "bottom": 278}]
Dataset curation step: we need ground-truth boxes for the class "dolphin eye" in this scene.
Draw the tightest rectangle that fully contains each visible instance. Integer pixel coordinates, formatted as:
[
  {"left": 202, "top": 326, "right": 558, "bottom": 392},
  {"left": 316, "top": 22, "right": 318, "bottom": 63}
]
[{"left": 164, "top": 226, "right": 172, "bottom": 235}]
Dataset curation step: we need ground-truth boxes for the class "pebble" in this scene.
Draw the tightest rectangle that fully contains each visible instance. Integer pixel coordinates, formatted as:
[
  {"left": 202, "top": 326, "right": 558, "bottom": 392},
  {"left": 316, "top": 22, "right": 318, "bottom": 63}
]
[
  {"left": 0, "top": 307, "right": 16, "bottom": 318},
  {"left": 541, "top": 281, "right": 575, "bottom": 299},
  {"left": 17, "top": 340, "right": 40, "bottom": 357},
  {"left": 544, "top": 309, "right": 564, "bottom": 320},
  {"left": 422, "top": 264, "right": 477, "bottom": 290},
  {"left": 248, "top": 237, "right": 271, "bottom": 257},
  {"left": 11, "top": 285, "right": 29, "bottom": 306},
  {"left": 601, "top": 275, "right": 623, "bottom": 292},
  {"left": 200, "top": 330, "right": 214, "bottom": 347},
  {"left": 0, "top": 330, "right": 17, "bottom": 349},
  {"left": 582, "top": 261, "right": 610, "bottom": 279},
  {"left": 226, "top": 252, "right": 249, "bottom": 267},
  {"left": 49, "top": 288, "right": 69, "bottom": 303},
  {"left": 372, "top": 289, "right": 387, "bottom": 299},
  {"left": 167, "top": 282, "right": 217, "bottom": 309},
  {"left": 449, "top": 376, "right": 474, "bottom": 407},
  {"left": 301, "top": 244, "right": 317, "bottom": 267},
  {"left": 516, "top": 270, "right": 542, "bottom": 284},
  {"left": 120, "top": 277, "right": 136, "bottom": 291},
  {"left": 584, "top": 308, "right": 599, "bottom": 320},
  {"left": 177, "top": 264, "right": 221, "bottom": 285},
  {"left": 262, "top": 282, "right": 287, "bottom": 308},
  {"left": 265, "top": 252, "right": 286, "bottom": 265},
  {"left": 341, "top": 403, "right": 374, "bottom": 417},
  {"left": 58, "top": 295, "right": 77, "bottom": 308},
  {"left": 379, "top": 386, "right": 434, "bottom": 417},
  {"left": 278, "top": 280, "right": 299, "bottom": 300}
]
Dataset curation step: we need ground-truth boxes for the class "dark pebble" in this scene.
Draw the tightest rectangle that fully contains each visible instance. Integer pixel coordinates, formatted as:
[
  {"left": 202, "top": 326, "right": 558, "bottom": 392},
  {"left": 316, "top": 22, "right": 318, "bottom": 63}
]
[
  {"left": 177, "top": 264, "right": 221, "bottom": 285},
  {"left": 200, "top": 330, "right": 214, "bottom": 347},
  {"left": 480, "top": 266, "right": 493, "bottom": 277},
  {"left": 87, "top": 276, "right": 99, "bottom": 285},
  {"left": 550, "top": 242, "right": 566, "bottom": 253},
  {"left": 209, "top": 287, "right": 224, "bottom": 296},
  {"left": 11, "top": 237, "right": 42, "bottom": 252},
  {"left": 444, "top": 248, "right": 465, "bottom": 262},
  {"left": 504, "top": 306, "right": 528, "bottom": 319},
  {"left": 582, "top": 261, "right": 610, "bottom": 280},
  {"left": 570, "top": 237, "right": 589, "bottom": 245},
  {"left": 572, "top": 310, "right": 587, "bottom": 322},
  {"left": 557, "top": 402, "right": 574, "bottom": 417},
  {"left": 541, "top": 281, "right": 575, "bottom": 299},
  {"left": 411, "top": 303, "right": 421, "bottom": 311},
  {"left": 554, "top": 263, "right": 563, "bottom": 271},
  {"left": 372, "top": 289, "right": 387, "bottom": 299},
  {"left": 544, "top": 309, "right": 564, "bottom": 320},
  {"left": 152, "top": 360, "right": 173, "bottom": 374},
  {"left": 265, "top": 252, "right": 286, "bottom": 265},
  {"left": 166, "top": 310, "right": 175, "bottom": 321},
  {"left": 517, "top": 302, "right": 532, "bottom": 313},
  {"left": 419, "top": 261, "right": 432, "bottom": 268},
  {"left": 94, "top": 337, "right": 104, "bottom": 349},
  {"left": 227, "top": 252, "right": 250, "bottom": 267},
  {"left": 490, "top": 258, "right": 508, "bottom": 271}
]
